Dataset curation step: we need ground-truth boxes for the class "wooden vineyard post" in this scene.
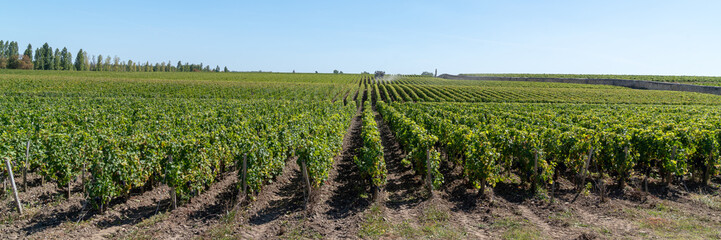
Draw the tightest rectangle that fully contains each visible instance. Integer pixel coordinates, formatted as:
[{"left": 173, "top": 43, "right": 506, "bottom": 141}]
[
  {"left": 594, "top": 146, "right": 605, "bottom": 203},
  {"left": 234, "top": 154, "right": 240, "bottom": 172},
  {"left": 170, "top": 187, "right": 177, "bottom": 210},
  {"left": 373, "top": 159, "right": 381, "bottom": 203},
  {"left": 82, "top": 163, "right": 86, "bottom": 197},
  {"left": 168, "top": 155, "right": 177, "bottom": 210},
  {"left": 621, "top": 146, "right": 629, "bottom": 189},
  {"left": 579, "top": 147, "right": 593, "bottom": 191},
  {"left": 574, "top": 147, "right": 593, "bottom": 202},
  {"left": 596, "top": 147, "right": 606, "bottom": 203},
  {"left": 240, "top": 153, "right": 248, "bottom": 203},
  {"left": 532, "top": 150, "right": 539, "bottom": 193},
  {"left": 705, "top": 152, "right": 713, "bottom": 186},
  {"left": 5, "top": 157, "right": 23, "bottom": 214},
  {"left": 599, "top": 176, "right": 606, "bottom": 203},
  {"left": 66, "top": 153, "right": 72, "bottom": 200},
  {"left": 220, "top": 156, "right": 225, "bottom": 174},
  {"left": 585, "top": 148, "right": 593, "bottom": 184},
  {"left": 300, "top": 158, "right": 312, "bottom": 207},
  {"left": 667, "top": 146, "right": 677, "bottom": 186},
  {"left": 550, "top": 170, "right": 555, "bottom": 203},
  {"left": 23, "top": 140, "right": 30, "bottom": 191},
  {"left": 426, "top": 149, "right": 433, "bottom": 196},
  {"left": 479, "top": 179, "right": 486, "bottom": 199}
]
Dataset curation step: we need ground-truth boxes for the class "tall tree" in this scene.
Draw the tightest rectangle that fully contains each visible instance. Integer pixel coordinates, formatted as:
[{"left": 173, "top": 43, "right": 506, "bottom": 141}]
[
  {"left": 224, "top": 66, "right": 229, "bottom": 72},
  {"left": 96, "top": 54, "right": 103, "bottom": 71},
  {"left": 66, "top": 51, "right": 73, "bottom": 71},
  {"left": 0, "top": 40, "right": 6, "bottom": 68},
  {"left": 23, "top": 44, "right": 32, "bottom": 59},
  {"left": 7, "top": 41, "right": 20, "bottom": 69},
  {"left": 33, "top": 48, "right": 42, "bottom": 69},
  {"left": 113, "top": 56, "right": 120, "bottom": 71},
  {"left": 8, "top": 41, "right": 19, "bottom": 58},
  {"left": 104, "top": 56, "right": 111, "bottom": 71},
  {"left": 61, "top": 47, "right": 72, "bottom": 70},
  {"left": 40, "top": 43, "right": 53, "bottom": 70},
  {"left": 74, "top": 49, "right": 86, "bottom": 71},
  {"left": 53, "top": 49, "right": 61, "bottom": 70},
  {"left": 0, "top": 40, "right": 5, "bottom": 58}
]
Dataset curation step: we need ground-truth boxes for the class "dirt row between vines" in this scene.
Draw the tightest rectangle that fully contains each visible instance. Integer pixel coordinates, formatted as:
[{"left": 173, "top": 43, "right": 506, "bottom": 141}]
[{"left": 0, "top": 168, "right": 243, "bottom": 240}]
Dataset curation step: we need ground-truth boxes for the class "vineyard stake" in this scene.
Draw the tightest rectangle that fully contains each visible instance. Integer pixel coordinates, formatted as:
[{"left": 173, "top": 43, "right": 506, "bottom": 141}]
[
  {"left": 82, "top": 163, "right": 86, "bottom": 197},
  {"left": 241, "top": 153, "right": 248, "bottom": 203},
  {"left": 374, "top": 158, "right": 382, "bottom": 203},
  {"left": 580, "top": 147, "right": 593, "bottom": 190},
  {"left": 24, "top": 140, "right": 30, "bottom": 191},
  {"left": 643, "top": 169, "right": 649, "bottom": 193},
  {"left": 667, "top": 146, "right": 677, "bottom": 186},
  {"left": 170, "top": 187, "right": 177, "bottom": 210},
  {"left": 301, "top": 158, "right": 311, "bottom": 207},
  {"left": 426, "top": 149, "right": 433, "bottom": 196},
  {"left": 621, "top": 146, "right": 629, "bottom": 189},
  {"left": 532, "top": 150, "right": 538, "bottom": 192},
  {"left": 705, "top": 152, "right": 713, "bottom": 186},
  {"left": 478, "top": 179, "right": 487, "bottom": 199},
  {"left": 168, "top": 155, "right": 177, "bottom": 210},
  {"left": 574, "top": 147, "right": 593, "bottom": 202},
  {"left": 595, "top": 147, "right": 606, "bottom": 203},
  {"left": 66, "top": 152, "right": 72, "bottom": 199},
  {"left": 5, "top": 157, "right": 23, "bottom": 214},
  {"left": 220, "top": 156, "right": 225, "bottom": 174},
  {"left": 550, "top": 169, "right": 556, "bottom": 203}
]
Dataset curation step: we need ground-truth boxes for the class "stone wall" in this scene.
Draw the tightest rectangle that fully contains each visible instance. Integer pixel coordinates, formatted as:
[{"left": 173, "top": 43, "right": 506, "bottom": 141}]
[{"left": 438, "top": 74, "right": 721, "bottom": 96}]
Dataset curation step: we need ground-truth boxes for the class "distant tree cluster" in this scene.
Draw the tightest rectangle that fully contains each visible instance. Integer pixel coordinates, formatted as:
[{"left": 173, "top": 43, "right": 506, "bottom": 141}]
[
  {"left": 0, "top": 40, "right": 229, "bottom": 72},
  {"left": 0, "top": 40, "right": 33, "bottom": 69},
  {"left": 375, "top": 71, "right": 385, "bottom": 78}
]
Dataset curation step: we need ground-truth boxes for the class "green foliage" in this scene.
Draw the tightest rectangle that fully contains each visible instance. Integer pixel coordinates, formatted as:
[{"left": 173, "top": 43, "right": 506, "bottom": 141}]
[
  {"left": 0, "top": 71, "right": 362, "bottom": 210},
  {"left": 355, "top": 101, "right": 387, "bottom": 187},
  {"left": 296, "top": 104, "right": 354, "bottom": 188},
  {"left": 380, "top": 76, "right": 721, "bottom": 105},
  {"left": 391, "top": 101, "right": 721, "bottom": 191},
  {"left": 463, "top": 130, "right": 502, "bottom": 188},
  {"left": 377, "top": 101, "right": 442, "bottom": 189}
]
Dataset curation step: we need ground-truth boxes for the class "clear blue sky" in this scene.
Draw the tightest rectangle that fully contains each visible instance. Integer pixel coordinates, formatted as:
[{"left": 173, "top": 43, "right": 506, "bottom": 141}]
[{"left": 3, "top": 0, "right": 720, "bottom": 75}]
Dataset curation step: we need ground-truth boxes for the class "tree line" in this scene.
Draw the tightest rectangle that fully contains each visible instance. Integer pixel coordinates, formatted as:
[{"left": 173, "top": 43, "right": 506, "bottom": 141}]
[{"left": 0, "top": 40, "right": 229, "bottom": 72}]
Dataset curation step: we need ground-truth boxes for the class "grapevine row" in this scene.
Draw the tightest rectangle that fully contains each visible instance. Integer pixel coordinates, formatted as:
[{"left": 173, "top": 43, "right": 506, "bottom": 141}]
[{"left": 354, "top": 101, "right": 387, "bottom": 191}]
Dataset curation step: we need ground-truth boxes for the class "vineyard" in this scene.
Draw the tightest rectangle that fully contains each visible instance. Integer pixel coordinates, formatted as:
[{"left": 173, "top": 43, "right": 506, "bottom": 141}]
[{"left": 1, "top": 70, "right": 721, "bottom": 239}]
